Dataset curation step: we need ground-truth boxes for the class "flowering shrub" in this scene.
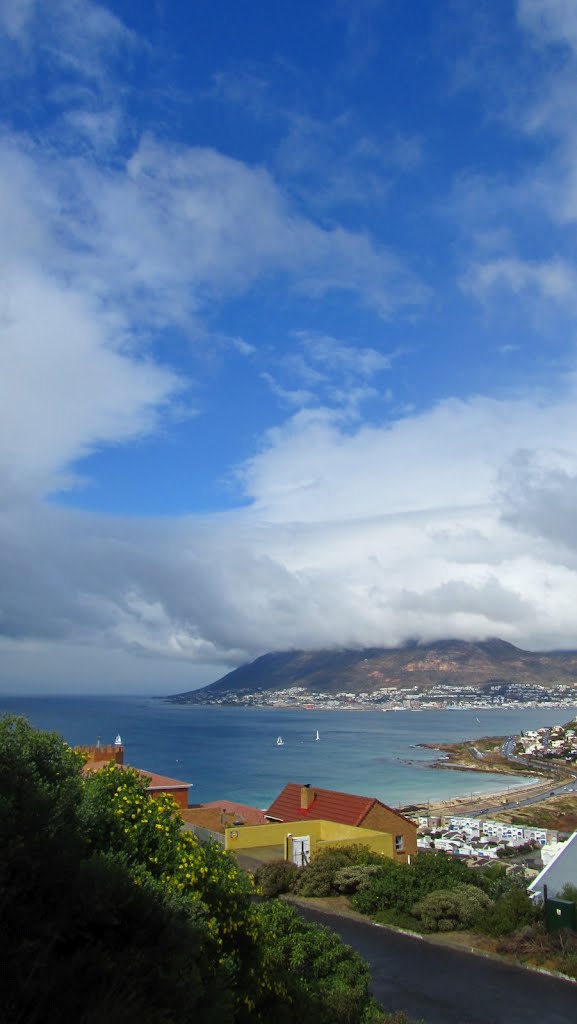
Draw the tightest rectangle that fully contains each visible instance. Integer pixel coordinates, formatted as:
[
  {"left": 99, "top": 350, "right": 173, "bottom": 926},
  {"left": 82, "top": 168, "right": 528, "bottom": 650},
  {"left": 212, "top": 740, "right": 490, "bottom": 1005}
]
[{"left": 81, "top": 761, "right": 258, "bottom": 1013}]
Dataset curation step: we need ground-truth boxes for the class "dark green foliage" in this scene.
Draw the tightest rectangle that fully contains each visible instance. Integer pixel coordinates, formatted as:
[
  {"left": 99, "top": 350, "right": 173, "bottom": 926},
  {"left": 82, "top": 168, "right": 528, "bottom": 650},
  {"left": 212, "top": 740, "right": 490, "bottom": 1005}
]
[
  {"left": 254, "top": 899, "right": 382, "bottom": 1024},
  {"left": 7, "top": 852, "right": 230, "bottom": 1024},
  {"left": 254, "top": 858, "right": 298, "bottom": 896},
  {"left": 413, "top": 884, "right": 493, "bottom": 932},
  {"left": 0, "top": 716, "right": 229, "bottom": 1024},
  {"left": 479, "top": 886, "right": 538, "bottom": 937},
  {"left": 351, "top": 852, "right": 471, "bottom": 915},
  {"left": 559, "top": 882, "right": 577, "bottom": 905},
  {"left": 350, "top": 847, "right": 540, "bottom": 940}
]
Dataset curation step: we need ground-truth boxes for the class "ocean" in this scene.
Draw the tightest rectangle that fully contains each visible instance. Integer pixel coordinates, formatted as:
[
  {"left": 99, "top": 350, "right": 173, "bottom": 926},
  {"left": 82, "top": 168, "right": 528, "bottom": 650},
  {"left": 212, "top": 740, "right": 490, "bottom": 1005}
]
[{"left": 1, "top": 695, "right": 574, "bottom": 809}]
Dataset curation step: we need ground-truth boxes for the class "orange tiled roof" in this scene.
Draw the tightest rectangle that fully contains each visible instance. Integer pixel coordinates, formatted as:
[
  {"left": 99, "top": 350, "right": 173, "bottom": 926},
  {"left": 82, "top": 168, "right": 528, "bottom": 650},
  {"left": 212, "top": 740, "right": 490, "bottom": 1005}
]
[
  {"left": 197, "top": 800, "right": 267, "bottom": 825},
  {"left": 180, "top": 808, "right": 234, "bottom": 834},
  {"left": 132, "top": 768, "right": 191, "bottom": 791},
  {"left": 266, "top": 782, "right": 413, "bottom": 828}
]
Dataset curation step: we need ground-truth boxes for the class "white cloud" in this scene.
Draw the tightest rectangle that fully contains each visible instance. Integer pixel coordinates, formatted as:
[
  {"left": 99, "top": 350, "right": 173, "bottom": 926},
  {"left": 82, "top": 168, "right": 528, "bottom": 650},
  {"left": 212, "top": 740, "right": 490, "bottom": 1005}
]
[
  {"left": 518, "top": 0, "right": 577, "bottom": 52},
  {"left": 4, "top": 380, "right": 577, "bottom": 682},
  {"left": 0, "top": 0, "right": 134, "bottom": 76},
  {"left": 463, "top": 256, "right": 577, "bottom": 307},
  {"left": 0, "top": 268, "right": 180, "bottom": 494}
]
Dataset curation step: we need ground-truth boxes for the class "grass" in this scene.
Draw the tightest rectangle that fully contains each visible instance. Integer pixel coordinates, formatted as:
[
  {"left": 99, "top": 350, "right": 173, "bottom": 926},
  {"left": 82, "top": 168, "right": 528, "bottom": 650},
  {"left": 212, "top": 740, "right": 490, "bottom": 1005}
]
[{"left": 493, "top": 794, "right": 577, "bottom": 832}]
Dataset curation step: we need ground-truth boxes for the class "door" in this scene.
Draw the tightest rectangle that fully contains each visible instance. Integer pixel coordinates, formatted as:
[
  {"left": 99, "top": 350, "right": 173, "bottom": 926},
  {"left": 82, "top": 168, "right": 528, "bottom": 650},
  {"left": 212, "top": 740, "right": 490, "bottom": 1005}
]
[{"left": 292, "top": 835, "right": 311, "bottom": 867}]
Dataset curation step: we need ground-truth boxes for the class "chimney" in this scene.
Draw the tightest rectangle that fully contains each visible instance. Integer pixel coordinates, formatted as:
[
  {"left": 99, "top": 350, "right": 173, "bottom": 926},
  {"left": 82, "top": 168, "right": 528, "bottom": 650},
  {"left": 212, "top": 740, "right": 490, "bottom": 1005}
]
[{"left": 300, "top": 783, "right": 315, "bottom": 810}]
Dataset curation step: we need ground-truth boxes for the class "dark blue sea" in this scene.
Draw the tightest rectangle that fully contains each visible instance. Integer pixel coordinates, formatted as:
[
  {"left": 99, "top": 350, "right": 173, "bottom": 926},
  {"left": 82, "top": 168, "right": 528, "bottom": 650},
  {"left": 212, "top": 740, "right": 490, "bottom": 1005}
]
[{"left": 1, "top": 695, "right": 573, "bottom": 809}]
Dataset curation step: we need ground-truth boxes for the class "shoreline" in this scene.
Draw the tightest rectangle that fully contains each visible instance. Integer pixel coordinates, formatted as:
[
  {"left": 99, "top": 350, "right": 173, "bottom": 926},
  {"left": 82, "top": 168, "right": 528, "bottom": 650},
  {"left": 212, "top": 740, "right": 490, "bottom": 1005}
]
[{"left": 401, "top": 764, "right": 568, "bottom": 819}]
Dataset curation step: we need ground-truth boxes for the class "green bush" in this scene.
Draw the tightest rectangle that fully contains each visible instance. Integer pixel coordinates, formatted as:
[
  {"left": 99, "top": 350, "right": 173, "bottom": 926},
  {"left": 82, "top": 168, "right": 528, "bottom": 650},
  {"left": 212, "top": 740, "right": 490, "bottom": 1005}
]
[
  {"left": 559, "top": 882, "right": 577, "bottom": 905},
  {"left": 351, "top": 852, "right": 472, "bottom": 916},
  {"left": 255, "top": 859, "right": 298, "bottom": 897},
  {"left": 334, "top": 864, "right": 383, "bottom": 895},
  {"left": 413, "top": 883, "right": 493, "bottom": 932},
  {"left": 293, "top": 847, "right": 355, "bottom": 896},
  {"left": 479, "top": 886, "right": 538, "bottom": 937},
  {"left": 254, "top": 899, "right": 382, "bottom": 1024},
  {"left": 317, "top": 843, "right": 389, "bottom": 867}
]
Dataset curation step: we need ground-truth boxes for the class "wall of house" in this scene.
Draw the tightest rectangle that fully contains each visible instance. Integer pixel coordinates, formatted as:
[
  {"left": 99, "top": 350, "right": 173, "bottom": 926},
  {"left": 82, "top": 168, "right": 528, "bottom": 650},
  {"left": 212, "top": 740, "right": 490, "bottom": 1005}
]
[
  {"left": 225, "top": 818, "right": 393, "bottom": 860},
  {"left": 317, "top": 822, "right": 393, "bottom": 859},
  {"left": 361, "top": 803, "right": 417, "bottom": 863},
  {"left": 225, "top": 819, "right": 323, "bottom": 852},
  {"left": 529, "top": 832, "right": 577, "bottom": 900}
]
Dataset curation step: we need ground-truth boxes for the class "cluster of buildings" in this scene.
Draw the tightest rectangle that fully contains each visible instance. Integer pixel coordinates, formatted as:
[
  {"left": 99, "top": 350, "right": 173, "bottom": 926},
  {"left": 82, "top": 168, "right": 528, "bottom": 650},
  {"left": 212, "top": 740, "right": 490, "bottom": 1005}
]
[
  {"left": 515, "top": 724, "right": 577, "bottom": 762},
  {"left": 416, "top": 813, "right": 555, "bottom": 862},
  {"left": 184, "top": 681, "right": 577, "bottom": 712}
]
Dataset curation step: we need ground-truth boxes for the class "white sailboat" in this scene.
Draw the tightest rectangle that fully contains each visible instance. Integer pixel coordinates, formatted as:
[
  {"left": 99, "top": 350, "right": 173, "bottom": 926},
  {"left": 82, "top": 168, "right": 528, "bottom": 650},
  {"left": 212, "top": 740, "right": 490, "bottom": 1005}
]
[
  {"left": 276, "top": 736, "right": 284, "bottom": 746},
  {"left": 315, "top": 730, "right": 320, "bottom": 741}
]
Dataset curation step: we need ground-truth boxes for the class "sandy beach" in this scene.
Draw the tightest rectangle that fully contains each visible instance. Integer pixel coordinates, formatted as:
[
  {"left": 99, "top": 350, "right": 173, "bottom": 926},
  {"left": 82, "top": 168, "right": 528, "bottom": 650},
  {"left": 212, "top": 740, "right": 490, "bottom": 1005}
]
[{"left": 402, "top": 768, "right": 577, "bottom": 820}]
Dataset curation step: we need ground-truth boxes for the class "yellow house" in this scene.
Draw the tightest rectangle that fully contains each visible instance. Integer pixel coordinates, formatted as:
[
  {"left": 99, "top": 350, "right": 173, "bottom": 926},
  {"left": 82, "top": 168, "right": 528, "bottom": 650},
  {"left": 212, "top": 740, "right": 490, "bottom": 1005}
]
[
  {"left": 225, "top": 817, "right": 394, "bottom": 865},
  {"left": 265, "top": 783, "right": 417, "bottom": 863}
]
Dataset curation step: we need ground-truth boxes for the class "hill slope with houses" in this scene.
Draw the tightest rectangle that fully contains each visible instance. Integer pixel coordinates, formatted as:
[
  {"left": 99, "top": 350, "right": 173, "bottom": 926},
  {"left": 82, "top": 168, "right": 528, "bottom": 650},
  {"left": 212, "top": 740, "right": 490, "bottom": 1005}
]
[{"left": 167, "top": 639, "right": 577, "bottom": 706}]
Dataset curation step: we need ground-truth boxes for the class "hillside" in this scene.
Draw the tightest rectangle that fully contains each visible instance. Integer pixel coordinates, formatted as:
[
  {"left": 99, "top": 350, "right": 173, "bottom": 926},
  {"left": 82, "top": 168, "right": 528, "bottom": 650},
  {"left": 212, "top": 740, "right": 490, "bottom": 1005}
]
[{"left": 167, "top": 639, "right": 577, "bottom": 704}]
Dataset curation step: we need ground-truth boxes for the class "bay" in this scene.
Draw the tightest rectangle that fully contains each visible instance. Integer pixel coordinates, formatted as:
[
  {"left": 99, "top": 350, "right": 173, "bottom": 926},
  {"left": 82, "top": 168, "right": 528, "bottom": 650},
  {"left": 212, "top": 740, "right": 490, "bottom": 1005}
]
[{"left": 1, "top": 695, "right": 574, "bottom": 809}]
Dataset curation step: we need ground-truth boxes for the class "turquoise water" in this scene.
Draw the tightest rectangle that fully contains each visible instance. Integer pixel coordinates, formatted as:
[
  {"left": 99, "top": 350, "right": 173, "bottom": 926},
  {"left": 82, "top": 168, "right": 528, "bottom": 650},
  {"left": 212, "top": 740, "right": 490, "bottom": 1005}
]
[{"left": 1, "top": 695, "right": 572, "bottom": 808}]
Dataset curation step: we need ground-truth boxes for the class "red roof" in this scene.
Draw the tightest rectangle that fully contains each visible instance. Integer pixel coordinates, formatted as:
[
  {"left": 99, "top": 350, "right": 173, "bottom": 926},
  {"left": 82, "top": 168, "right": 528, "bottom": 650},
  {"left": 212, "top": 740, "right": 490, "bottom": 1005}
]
[
  {"left": 266, "top": 783, "right": 375, "bottom": 826},
  {"left": 266, "top": 783, "right": 413, "bottom": 828}
]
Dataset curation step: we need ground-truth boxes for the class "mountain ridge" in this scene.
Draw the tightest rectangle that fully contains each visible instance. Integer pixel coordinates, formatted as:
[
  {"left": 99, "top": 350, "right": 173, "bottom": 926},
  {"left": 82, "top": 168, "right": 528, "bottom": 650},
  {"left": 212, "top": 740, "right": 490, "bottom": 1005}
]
[{"left": 167, "top": 639, "right": 577, "bottom": 703}]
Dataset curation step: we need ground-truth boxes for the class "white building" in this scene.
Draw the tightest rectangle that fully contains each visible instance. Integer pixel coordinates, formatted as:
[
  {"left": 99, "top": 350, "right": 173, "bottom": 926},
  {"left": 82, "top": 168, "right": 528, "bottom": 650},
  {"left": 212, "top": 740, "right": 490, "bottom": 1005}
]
[{"left": 529, "top": 832, "right": 577, "bottom": 901}]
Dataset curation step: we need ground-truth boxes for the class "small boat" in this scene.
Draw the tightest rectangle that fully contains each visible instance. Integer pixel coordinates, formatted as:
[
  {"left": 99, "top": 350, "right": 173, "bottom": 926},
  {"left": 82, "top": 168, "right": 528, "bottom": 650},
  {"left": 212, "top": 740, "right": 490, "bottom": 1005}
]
[
  {"left": 114, "top": 734, "right": 122, "bottom": 746},
  {"left": 315, "top": 730, "right": 320, "bottom": 741},
  {"left": 276, "top": 736, "right": 284, "bottom": 746}
]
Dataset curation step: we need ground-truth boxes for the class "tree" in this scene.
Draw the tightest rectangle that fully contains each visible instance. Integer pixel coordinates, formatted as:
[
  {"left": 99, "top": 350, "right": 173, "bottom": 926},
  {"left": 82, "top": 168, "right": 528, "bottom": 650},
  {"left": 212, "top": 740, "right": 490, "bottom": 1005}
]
[
  {"left": 252, "top": 900, "right": 383, "bottom": 1024},
  {"left": 0, "top": 717, "right": 231, "bottom": 1023},
  {"left": 413, "top": 884, "right": 493, "bottom": 932}
]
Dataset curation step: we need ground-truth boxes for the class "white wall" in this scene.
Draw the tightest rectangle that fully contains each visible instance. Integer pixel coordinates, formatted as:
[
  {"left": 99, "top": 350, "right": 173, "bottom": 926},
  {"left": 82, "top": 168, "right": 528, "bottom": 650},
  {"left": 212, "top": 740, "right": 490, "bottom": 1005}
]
[{"left": 529, "top": 832, "right": 577, "bottom": 900}]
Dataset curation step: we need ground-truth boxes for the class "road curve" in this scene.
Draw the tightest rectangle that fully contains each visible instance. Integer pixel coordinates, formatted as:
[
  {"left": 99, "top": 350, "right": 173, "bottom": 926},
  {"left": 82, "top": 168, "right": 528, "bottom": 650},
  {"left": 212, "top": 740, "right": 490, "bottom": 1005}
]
[{"left": 295, "top": 904, "right": 576, "bottom": 1024}]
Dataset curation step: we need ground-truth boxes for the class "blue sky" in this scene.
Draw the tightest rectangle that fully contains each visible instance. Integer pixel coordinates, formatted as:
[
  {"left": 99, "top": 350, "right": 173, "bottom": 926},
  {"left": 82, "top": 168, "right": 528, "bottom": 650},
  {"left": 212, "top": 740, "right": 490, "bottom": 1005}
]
[{"left": 2, "top": 0, "right": 577, "bottom": 693}]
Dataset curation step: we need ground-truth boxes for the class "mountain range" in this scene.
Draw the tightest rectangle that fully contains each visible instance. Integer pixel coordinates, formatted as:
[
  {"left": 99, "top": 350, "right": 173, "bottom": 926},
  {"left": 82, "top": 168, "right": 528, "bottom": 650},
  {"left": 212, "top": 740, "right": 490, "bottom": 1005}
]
[{"left": 168, "top": 639, "right": 577, "bottom": 703}]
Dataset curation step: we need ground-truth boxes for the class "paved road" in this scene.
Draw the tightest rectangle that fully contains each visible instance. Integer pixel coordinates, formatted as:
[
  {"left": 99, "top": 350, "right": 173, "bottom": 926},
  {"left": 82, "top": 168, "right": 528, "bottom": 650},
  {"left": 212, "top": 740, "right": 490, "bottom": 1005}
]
[{"left": 296, "top": 904, "right": 576, "bottom": 1024}]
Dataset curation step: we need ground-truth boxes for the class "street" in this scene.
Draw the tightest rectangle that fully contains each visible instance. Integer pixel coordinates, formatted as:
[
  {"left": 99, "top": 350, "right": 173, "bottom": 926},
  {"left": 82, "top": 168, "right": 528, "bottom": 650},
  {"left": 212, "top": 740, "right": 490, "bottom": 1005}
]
[{"left": 295, "top": 904, "right": 577, "bottom": 1024}]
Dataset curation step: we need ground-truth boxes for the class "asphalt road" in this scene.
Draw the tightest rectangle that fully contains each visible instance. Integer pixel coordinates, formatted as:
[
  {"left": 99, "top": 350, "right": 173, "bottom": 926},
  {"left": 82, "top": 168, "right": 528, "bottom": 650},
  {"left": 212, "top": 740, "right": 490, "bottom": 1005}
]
[{"left": 295, "top": 904, "right": 577, "bottom": 1024}]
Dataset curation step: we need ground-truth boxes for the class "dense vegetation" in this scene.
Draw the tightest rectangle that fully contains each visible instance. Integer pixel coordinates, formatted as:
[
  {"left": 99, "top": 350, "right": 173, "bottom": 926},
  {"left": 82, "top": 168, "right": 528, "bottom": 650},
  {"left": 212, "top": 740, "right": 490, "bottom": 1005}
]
[
  {"left": 257, "top": 845, "right": 539, "bottom": 937},
  {"left": 257, "top": 843, "right": 577, "bottom": 978},
  {"left": 0, "top": 716, "right": 385, "bottom": 1024}
]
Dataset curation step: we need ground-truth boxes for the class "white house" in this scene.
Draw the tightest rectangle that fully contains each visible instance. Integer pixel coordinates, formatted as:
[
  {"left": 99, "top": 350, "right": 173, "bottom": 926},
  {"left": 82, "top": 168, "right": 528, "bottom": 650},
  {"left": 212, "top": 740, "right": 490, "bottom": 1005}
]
[{"left": 529, "top": 831, "right": 577, "bottom": 902}]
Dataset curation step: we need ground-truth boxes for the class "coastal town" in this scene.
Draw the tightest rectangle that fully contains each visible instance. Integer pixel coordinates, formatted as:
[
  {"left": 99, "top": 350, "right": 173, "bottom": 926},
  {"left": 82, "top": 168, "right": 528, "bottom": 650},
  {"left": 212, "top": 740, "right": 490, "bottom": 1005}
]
[
  {"left": 82, "top": 717, "right": 577, "bottom": 891},
  {"left": 184, "top": 679, "right": 577, "bottom": 711}
]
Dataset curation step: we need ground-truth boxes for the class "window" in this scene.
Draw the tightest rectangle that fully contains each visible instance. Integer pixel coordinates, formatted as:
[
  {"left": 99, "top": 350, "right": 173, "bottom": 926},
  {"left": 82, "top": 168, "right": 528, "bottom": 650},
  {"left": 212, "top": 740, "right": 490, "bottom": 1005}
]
[{"left": 395, "top": 834, "right": 404, "bottom": 852}]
